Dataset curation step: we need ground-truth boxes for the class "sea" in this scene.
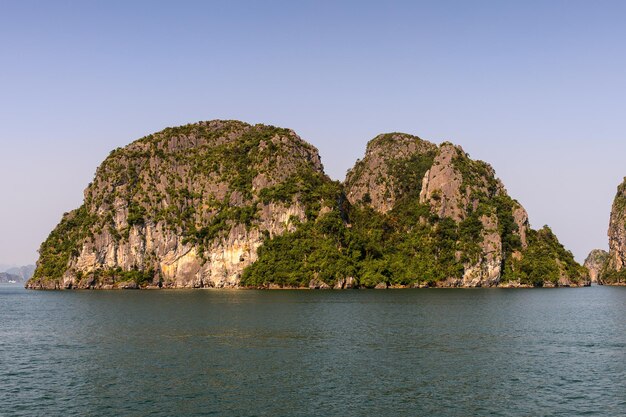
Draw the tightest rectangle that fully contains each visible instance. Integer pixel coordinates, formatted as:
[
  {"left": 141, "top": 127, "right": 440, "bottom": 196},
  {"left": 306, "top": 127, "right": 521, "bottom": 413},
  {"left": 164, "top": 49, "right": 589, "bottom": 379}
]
[{"left": 1, "top": 284, "right": 625, "bottom": 416}]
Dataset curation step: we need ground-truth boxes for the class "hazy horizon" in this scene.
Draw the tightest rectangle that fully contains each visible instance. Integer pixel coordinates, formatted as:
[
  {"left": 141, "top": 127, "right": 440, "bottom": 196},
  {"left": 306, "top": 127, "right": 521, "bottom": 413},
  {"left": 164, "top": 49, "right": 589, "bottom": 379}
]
[{"left": 2, "top": 0, "right": 625, "bottom": 265}]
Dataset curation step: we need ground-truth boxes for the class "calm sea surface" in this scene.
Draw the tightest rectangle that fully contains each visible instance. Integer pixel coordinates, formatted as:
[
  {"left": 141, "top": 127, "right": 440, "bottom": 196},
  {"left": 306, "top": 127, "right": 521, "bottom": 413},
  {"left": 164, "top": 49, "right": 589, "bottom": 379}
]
[{"left": 1, "top": 285, "right": 625, "bottom": 416}]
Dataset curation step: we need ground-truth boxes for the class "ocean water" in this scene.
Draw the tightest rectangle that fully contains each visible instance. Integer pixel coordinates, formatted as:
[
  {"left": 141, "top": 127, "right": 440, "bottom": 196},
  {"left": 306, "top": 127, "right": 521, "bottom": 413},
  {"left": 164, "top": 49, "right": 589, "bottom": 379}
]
[{"left": 1, "top": 285, "right": 625, "bottom": 416}]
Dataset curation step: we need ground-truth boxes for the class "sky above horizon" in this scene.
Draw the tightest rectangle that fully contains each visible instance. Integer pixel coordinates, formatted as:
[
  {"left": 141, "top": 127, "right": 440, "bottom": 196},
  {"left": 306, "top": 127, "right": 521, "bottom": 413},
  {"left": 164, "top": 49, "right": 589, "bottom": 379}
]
[{"left": 1, "top": 0, "right": 625, "bottom": 266}]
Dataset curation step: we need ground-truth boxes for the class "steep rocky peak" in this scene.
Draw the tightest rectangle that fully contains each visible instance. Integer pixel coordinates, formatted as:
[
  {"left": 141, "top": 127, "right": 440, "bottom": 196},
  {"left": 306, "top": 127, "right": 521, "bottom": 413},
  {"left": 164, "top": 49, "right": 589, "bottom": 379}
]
[
  {"left": 344, "top": 132, "right": 437, "bottom": 213},
  {"left": 584, "top": 249, "right": 608, "bottom": 284},
  {"left": 345, "top": 133, "right": 508, "bottom": 221},
  {"left": 606, "top": 177, "right": 626, "bottom": 276}
]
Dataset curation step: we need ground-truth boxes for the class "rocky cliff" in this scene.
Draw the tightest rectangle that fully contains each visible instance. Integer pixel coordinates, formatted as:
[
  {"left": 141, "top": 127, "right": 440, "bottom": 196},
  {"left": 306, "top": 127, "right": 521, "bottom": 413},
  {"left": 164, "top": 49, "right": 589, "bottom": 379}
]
[
  {"left": 584, "top": 249, "right": 608, "bottom": 284},
  {"left": 601, "top": 178, "right": 626, "bottom": 284},
  {"left": 28, "top": 121, "right": 340, "bottom": 289},
  {"left": 28, "top": 122, "right": 587, "bottom": 290}
]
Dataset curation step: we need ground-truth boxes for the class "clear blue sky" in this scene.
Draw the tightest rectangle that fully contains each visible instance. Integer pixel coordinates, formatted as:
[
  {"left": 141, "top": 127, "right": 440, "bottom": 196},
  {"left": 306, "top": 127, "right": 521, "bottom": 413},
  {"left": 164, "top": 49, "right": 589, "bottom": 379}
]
[{"left": 1, "top": 0, "right": 625, "bottom": 266}]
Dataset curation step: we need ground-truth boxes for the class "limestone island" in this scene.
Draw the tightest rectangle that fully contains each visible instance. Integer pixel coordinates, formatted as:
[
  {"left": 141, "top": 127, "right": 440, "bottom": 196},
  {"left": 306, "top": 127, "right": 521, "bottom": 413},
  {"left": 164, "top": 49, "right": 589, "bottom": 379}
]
[
  {"left": 586, "top": 178, "right": 626, "bottom": 285},
  {"left": 26, "top": 121, "right": 588, "bottom": 290}
]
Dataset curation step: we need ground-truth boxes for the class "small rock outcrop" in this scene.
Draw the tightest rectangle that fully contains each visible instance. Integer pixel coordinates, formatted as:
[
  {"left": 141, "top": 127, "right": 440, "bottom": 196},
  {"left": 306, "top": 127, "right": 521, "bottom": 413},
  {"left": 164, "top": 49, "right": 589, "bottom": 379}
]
[{"left": 584, "top": 249, "right": 608, "bottom": 284}]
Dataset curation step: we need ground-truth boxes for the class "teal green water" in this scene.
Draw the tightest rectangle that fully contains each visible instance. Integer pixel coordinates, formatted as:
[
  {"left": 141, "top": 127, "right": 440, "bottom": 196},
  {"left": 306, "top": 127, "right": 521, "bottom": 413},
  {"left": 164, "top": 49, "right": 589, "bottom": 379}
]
[{"left": 1, "top": 285, "right": 625, "bottom": 416}]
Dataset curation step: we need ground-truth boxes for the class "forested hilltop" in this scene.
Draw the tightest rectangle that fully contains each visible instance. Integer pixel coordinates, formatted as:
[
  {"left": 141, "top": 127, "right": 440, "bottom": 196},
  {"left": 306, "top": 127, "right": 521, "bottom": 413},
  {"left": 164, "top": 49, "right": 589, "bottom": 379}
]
[{"left": 27, "top": 121, "right": 587, "bottom": 290}]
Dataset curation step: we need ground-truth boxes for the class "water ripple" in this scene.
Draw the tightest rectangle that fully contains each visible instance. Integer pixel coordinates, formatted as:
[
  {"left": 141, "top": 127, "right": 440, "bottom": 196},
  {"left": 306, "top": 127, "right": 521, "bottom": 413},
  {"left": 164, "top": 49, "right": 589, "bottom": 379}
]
[{"left": 0, "top": 285, "right": 625, "bottom": 416}]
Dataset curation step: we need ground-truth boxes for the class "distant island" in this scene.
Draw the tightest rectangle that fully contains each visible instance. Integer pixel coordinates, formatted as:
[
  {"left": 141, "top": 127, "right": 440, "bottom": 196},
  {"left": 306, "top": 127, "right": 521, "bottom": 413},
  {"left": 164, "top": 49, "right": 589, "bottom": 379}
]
[
  {"left": 27, "top": 121, "right": 588, "bottom": 290},
  {"left": 1, "top": 265, "right": 35, "bottom": 283},
  {"left": 584, "top": 249, "right": 608, "bottom": 284},
  {"left": 0, "top": 272, "right": 21, "bottom": 284}
]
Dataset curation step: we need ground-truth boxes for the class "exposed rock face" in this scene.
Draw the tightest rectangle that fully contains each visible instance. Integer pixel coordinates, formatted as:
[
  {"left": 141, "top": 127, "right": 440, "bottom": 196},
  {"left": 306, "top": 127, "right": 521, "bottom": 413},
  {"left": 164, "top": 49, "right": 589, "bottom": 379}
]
[
  {"left": 602, "top": 178, "right": 626, "bottom": 284},
  {"left": 333, "top": 276, "right": 357, "bottom": 289},
  {"left": 28, "top": 121, "right": 339, "bottom": 289},
  {"left": 420, "top": 144, "right": 468, "bottom": 222},
  {"left": 461, "top": 214, "right": 502, "bottom": 287},
  {"left": 512, "top": 206, "right": 529, "bottom": 249},
  {"left": 584, "top": 249, "right": 608, "bottom": 284},
  {"left": 418, "top": 143, "right": 508, "bottom": 223}
]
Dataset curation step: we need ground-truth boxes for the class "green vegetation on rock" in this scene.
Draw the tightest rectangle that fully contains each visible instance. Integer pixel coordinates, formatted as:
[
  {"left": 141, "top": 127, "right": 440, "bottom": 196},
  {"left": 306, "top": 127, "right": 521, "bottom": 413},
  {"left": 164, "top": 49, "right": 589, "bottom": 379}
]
[
  {"left": 502, "top": 226, "right": 585, "bottom": 286},
  {"left": 32, "top": 205, "right": 96, "bottom": 281},
  {"left": 242, "top": 210, "right": 356, "bottom": 287},
  {"left": 245, "top": 134, "right": 586, "bottom": 288}
]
